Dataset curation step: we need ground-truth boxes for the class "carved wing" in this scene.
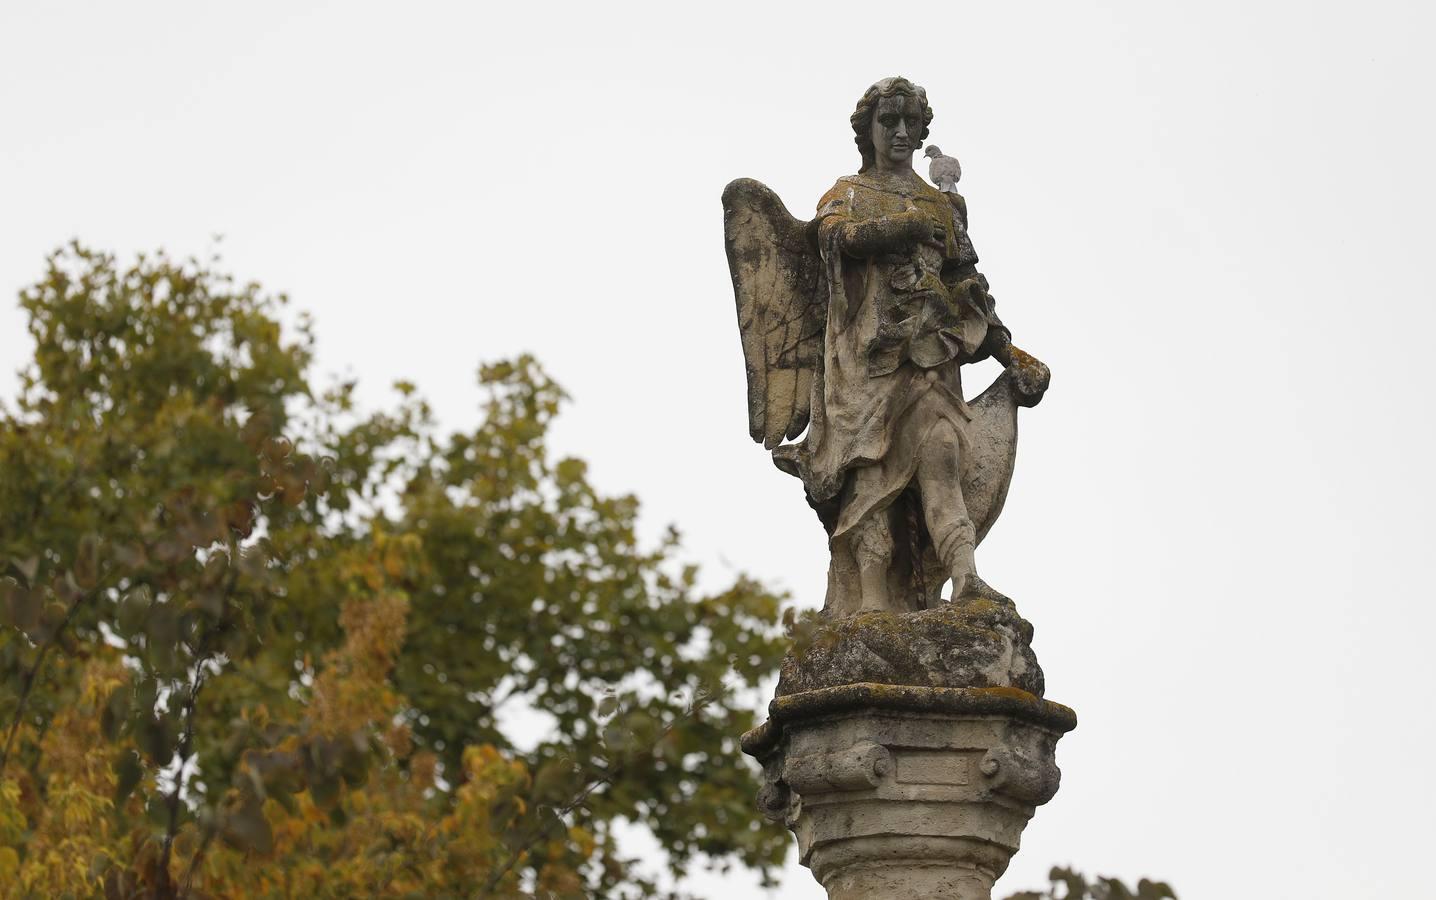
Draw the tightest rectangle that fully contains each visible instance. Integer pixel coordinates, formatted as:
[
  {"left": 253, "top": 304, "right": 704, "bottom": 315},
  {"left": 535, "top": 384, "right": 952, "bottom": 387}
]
[{"left": 722, "top": 178, "right": 828, "bottom": 449}]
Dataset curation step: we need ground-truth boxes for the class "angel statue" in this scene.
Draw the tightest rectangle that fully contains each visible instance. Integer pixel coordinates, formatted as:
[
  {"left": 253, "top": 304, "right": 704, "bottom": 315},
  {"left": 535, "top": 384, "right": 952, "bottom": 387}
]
[{"left": 723, "top": 76, "right": 1050, "bottom": 617}]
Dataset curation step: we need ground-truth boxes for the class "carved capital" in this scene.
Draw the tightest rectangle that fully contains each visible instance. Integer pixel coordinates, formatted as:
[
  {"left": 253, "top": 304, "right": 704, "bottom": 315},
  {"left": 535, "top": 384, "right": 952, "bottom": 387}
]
[{"left": 743, "top": 685, "right": 1075, "bottom": 900}]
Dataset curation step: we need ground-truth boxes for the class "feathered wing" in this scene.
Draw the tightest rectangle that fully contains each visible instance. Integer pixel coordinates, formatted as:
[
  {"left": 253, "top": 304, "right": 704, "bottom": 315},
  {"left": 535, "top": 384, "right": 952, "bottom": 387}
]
[{"left": 722, "top": 178, "right": 828, "bottom": 449}]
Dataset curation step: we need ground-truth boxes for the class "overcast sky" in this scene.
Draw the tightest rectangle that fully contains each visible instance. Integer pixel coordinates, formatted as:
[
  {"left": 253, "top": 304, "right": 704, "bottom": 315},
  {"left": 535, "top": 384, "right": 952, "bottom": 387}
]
[{"left": 3, "top": 2, "right": 1435, "bottom": 896}]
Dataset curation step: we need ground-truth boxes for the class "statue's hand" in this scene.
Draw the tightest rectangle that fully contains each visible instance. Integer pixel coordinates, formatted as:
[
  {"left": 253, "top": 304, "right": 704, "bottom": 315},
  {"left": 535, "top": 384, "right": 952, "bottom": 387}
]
[
  {"left": 1007, "top": 345, "right": 1050, "bottom": 408},
  {"left": 892, "top": 209, "right": 936, "bottom": 245},
  {"left": 902, "top": 201, "right": 945, "bottom": 247}
]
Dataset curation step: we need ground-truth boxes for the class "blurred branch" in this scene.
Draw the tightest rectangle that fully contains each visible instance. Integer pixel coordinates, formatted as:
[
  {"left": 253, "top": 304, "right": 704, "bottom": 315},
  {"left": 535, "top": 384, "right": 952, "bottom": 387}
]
[
  {"left": 158, "top": 642, "right": 216, "bottom": 899},
  {"left": 0, "top": 578, "right": 106, "bottom": 776},
  {"left": 478, "top": 688, "right": 715, "bottom": 897}
]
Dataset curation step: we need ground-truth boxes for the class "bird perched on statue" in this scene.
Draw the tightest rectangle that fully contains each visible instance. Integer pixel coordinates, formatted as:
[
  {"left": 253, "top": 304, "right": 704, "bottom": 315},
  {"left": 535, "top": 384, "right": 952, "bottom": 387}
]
[{"left": 924, "top": 145, "right": 962, "bottom": 193}]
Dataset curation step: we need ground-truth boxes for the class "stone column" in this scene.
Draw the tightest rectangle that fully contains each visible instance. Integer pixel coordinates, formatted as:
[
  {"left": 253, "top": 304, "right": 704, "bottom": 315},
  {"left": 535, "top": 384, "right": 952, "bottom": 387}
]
[{"left": 742, "top": 601, "right": 1076, "bottom": 900}]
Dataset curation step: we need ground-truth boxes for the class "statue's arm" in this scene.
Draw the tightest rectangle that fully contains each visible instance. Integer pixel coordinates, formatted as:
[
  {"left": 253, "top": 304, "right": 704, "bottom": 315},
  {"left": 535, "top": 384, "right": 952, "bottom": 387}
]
[
  {"left": 948, "top": 191, "right": 969, "bottom": 231},
  {"left": 937, "top": 191, "right": 1014, "bottom": 366},
  {"left": 975, "top": 281, "right": 1015, "bottom": 367},
  {"left": 985, "top": 324, "right": 1015, "bottom": 366},
  {"left": 957, "top": 272, "right": 1044, "bottom": 403},
  {"left": 820, "top": 210, "right": 932, "bottom": 258}
]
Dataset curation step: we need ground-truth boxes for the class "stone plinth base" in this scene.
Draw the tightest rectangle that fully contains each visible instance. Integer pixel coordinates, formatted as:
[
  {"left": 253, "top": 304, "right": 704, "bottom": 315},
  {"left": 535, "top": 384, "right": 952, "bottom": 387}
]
[{"left": 742, "top": 684, "right": 1076, "bottom": 900}]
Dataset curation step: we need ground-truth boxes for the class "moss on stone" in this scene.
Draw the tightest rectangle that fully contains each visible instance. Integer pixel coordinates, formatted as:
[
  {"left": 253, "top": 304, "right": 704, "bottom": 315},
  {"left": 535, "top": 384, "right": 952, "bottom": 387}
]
[{"left": 777, "top": 601, "right": 1044, "bottom": 698}]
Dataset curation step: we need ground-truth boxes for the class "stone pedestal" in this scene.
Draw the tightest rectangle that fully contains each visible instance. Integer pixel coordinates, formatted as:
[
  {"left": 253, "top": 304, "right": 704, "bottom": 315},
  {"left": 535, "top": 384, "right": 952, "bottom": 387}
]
[{"left": 743, "top": 605, "right": 1076, "bottom": 899}]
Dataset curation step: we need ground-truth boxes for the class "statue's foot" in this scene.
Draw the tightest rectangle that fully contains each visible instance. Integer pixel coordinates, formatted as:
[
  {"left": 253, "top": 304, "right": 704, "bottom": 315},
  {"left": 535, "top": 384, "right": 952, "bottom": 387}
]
[
  {"left": 946, "top": 541, "right": 978, "bottom": 603},
  {"left": 951, "top": 573, "right": 1014, "bottom": 607},
  {"left": 949, "top": 570, "right": 971, "bottom": 603}
]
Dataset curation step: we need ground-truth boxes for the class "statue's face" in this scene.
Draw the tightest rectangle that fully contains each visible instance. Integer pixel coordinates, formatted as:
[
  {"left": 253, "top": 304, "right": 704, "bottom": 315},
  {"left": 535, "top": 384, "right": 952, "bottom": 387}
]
[{"left": 870, "top": 94, "right": 923, "bottom": 171}]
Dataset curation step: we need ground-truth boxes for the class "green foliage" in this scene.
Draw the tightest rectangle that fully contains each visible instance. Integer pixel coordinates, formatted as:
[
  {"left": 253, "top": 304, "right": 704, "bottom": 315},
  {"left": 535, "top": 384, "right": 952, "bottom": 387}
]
[
  {"left": 0, "top": 244, "right": 790, "bottom": 897},
  {"left": 1004, "top": 867, "right": 1178, "bottom": 900}
]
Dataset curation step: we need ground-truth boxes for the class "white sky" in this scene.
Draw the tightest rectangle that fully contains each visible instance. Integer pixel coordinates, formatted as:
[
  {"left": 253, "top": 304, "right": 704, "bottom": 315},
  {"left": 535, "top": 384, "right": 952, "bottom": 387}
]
[{"left": 3, "top": 2, "right": 1434, "bottom": 896}]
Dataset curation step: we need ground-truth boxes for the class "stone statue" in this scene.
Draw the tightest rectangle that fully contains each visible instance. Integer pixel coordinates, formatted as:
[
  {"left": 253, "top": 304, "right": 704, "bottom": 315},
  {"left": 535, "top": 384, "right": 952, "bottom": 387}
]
[
  {"left": 725, "top": 78, "right": 1076, "bottom": 900},
  {"left": 724, "top": 76, "right": 1050, "bottom": 617}
]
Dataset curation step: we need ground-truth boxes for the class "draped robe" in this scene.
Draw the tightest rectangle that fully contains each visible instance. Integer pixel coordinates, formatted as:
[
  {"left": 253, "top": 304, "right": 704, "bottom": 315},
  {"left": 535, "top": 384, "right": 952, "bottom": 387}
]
[{"left": 772, "top": 170, "right": 1009, "bottom": 611}]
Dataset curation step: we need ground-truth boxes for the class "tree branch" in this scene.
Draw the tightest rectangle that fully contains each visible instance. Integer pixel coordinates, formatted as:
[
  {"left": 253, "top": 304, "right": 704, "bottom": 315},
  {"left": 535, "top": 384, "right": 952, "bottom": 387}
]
[
  {"left": 477, "top": 689, "right": 714, "bottom": 897},
  {"left": 0, "top": 582, "right": 100, "bottom": 776},
  {"left": 158, "top": 645, "right": 215, "bottom": 899}
]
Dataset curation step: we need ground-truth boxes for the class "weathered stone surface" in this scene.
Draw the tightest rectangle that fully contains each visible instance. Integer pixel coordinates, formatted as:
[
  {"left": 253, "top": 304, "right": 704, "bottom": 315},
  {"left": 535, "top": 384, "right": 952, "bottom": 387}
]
[
  {"left": 725, "top": 76, "right": 1051, "bottom": 616},
  {"left": 742, "top": 685, "right": 1075, "bottom": 900},
  {"left": 777, "top": 598, "right": 1044, "bottom": 698},
  {"left": 725, "top": 76, "right": 1075, "bottom": 900}
]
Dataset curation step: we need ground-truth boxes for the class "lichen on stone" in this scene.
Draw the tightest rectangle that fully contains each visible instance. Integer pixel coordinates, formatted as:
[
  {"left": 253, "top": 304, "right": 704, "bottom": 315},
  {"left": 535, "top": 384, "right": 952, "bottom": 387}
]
[{"left": 777, "top": 598, "right": 1044, "bottom": 697}]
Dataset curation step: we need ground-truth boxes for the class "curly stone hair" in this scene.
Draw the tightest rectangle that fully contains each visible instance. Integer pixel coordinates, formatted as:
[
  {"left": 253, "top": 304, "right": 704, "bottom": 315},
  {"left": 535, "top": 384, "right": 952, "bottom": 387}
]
[{"left": 850, "top": 76, "right": 933, "bottom": 172}]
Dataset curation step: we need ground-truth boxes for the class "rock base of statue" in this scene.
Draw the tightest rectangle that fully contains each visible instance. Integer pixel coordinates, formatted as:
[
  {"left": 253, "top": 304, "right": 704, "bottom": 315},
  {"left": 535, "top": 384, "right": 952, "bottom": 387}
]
[{"left": 742, "top": 604, "right": 1076, "bottom": 900}]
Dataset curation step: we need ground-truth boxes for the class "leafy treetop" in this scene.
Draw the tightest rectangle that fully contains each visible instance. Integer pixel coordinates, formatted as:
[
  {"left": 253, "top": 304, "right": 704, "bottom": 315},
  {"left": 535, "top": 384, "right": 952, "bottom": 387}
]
[{"left": 0, "top": 244, "right": 789, "bottom": 899}]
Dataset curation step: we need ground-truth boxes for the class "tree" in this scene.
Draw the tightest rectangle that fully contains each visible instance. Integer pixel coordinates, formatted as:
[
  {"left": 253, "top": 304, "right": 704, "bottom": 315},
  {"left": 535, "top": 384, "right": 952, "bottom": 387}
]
[
  {"left": 0, "top": 244, "right": 789, "bottom": 897},
  {"left": 1005, "top": 867, "right": 1178, "bottom": 900}
]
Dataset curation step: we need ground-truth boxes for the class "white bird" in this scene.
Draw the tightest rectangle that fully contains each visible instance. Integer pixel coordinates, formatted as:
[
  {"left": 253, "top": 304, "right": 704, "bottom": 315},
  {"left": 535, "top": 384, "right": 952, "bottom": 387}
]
[{"left": 924, "top": 145, "right": 962, "bottom": 193}]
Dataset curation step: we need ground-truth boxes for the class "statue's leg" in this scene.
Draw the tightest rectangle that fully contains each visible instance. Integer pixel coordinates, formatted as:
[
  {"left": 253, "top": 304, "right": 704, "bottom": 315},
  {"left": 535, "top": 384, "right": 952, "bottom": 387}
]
[
  {"left": 850, "top": 506, "right": 895, "bottom": 614},
  {"left": 917, "top": 419, "right": 978, "bottom": 600},
  {"left": 823, "top": 537, "right": 861, "bottom": 617}
]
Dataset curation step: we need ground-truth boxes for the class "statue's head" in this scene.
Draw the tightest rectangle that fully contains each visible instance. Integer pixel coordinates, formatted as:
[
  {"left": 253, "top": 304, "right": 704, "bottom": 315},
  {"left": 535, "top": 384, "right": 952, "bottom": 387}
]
[{"left": 851, "top": 77, "right": 933, "bottom": 173}]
